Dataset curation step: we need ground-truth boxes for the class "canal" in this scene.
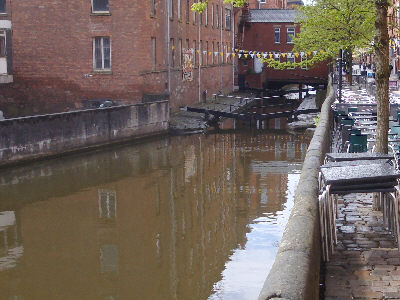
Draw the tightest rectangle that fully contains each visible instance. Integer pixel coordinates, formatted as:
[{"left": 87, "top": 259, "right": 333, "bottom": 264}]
[{"left": 0, "top": 129, "right": 310, "bottom": 300}]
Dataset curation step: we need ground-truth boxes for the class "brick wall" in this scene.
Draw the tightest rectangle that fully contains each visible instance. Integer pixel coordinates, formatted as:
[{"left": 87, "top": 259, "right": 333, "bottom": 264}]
[
  {"left": 0, "top": 0, "right": 235, "bottom": 117},
  {"left": 239, "top": 22, "right": 329, "bottom": 89}
]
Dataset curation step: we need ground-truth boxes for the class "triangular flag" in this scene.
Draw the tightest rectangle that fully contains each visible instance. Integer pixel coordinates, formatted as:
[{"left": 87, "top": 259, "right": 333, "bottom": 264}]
[
  {"left": 209, "top": 51, "right": 212, "bottom": 56},
  {"left": 320, "top": 50, "right": 324, "bottom": 54},
  {"left": 313, "top": 51, "right": 317, "bottom": 55},
  {"left": 171, "top": 45, "right": 175, "bottom": 50},
  {"left": 257, "top": 54, "right": 261, "bottom": 58},
  {"left": 307, "top": 51, "right": 311, "bottom": 56},
  {"left": 226, "top": 53, "right": 230, "bottom": 59},
  {"left": 250, "top": 53, "right": 255, "bottom": 58},
  {"left": 244, "top": 54, "right": 248, "bottom": 58},
  {"left": 294, "top": 53, "right": 299, "bottom": 58},
  {"left": 263, "top": 53, "right": 268, "bottom": 58},
  {"left": 235, "top": 48, "right": 239, "bottom": 52},
  {"left": 269, "top": 53, "right": 273, "bottom": 58},
  {"left": 274, "top": 53, "right": 279, "bottom": 58},
  {"left": 220, "top": 52, "right": 223, "bottom": 56},
  {"left": 238, "top": 53, "right": 242, "bottom": 58},
  {"left": 300, "top": 52, "right": 305, "bottom": 57},
  {"left": 214, "top": 52, "right": 218, "bottom": 56},
  {"left": 196, "top": 50, "right": 200, "bottom": 54},
  {"left": 281, "top": 53, "right": 286, "bottom": 58},
  {"left": 203, "top": 51, "right": 207, "bottom": 55}
]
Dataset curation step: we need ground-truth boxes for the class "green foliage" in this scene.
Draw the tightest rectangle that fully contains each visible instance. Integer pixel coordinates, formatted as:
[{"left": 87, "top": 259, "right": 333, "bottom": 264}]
[
  {"left": 293, "top": 0, "right": 376, "bottom": 55},
  {"left": 191, "top": 0, "right": 246, "bottom": 13},
  {"left": 266, "top": 0, "right": 376, "bottom": 69},
  {"left": 313, "top": 114, "right": 320, "bottom": 127}
]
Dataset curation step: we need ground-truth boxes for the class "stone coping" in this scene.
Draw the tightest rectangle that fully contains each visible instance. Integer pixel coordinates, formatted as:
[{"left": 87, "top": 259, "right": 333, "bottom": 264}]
[{"left": 258, "top": 77, "right": 335, "bottom": 300}]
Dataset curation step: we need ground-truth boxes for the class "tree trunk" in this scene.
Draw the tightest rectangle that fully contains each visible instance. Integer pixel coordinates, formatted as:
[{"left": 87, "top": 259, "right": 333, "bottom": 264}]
[
  {"left": 374, "top": 0, "right": 390, "bottom": 154},
  {"left": 347, "top": 49, "right": 353, "bottom": 86}
]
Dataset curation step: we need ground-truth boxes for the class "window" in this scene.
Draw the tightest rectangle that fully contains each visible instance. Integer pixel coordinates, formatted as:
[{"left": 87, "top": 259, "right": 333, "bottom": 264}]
[
  {"left": 216, "top": 5, "right": 219, "bottom": 28},
  {"left": 225, "top": 8, "right": 231, "bottom": 30},
  {"left": 98, "top": 189, "right": 117, "bottom": 219},
  {"left": 92, "top": 0, "right": 109, "bottom": 13},
  {"left": 243, "top": 59, "right": 248, "bottom": 66},
  {"left": 260, "top": 0, "right": 266, "bottom": 2},
  {"left": 186, "top": 0, "right": 190, "bottom": 22},
  {"left": 206, "top": 41, "right": 209, "bottom": 65},
  {"left": 0, "top": 0, "right": 6, "bottom": 13},
  {"left": 192, "top": 40, "right": 196, "bottom": 65},
  {"left": 170, "top": 38, "right": 175, "bottom": 67},
  {"left": 211, "top": 4, "right": 214, "bottom": 27},
  {"left": 301, "top": 56, "right": 308, "bottom": 70},
  {"left": 151, "top": 37, "right": 156, "bottom": 71},
  {"left": 274, "top": 27, "right": 280, "bottom": 43},
  {"left": 178, "top": 38, "right": 182, "bottom": 66},
  {"left": 212, "top": 42, "right": 214, "bottom": 64},
  {"left": 0, "top": 31, "right": 6, "bottom": 57},
  {"left": 169, "top": 0, "right": 174, "bottom": 19},
  {"left": 178, "top": 0, "right": 181, "bottom": 19},
  {"left": 94, "top": 37, "right": 111, "bottom": 70},
  {"left": 287, "top": 56, "right": 295, "bottom": 69},
  {"left": 199, "top": 40, "right": 202, "bottom": 65},
  {"left": 287, "top": 27, "right": 295, "bottom": 44},
  {"left": 274, "top": 56, "right": 280, "bottom": 69},
  {"left": 205, "top": 5, "right": 208, "bottom": 26},
  {"left": 150, "top": 0, "right": 156, "bottom": 16},
  {"left": 217, "top": 42, "right": 220, "bottom": 64}
]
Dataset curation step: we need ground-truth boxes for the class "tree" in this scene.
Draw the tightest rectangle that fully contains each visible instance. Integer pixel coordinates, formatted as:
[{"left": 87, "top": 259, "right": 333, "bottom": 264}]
[
  {"left": 265, "top": 0, "right": 376, "bottom": 84},
  {"left": 374, "top": 0, "right": 390, "bottom": 154},
  {"left": 191, "top": 0, "right": 246, "bottom": 12}
]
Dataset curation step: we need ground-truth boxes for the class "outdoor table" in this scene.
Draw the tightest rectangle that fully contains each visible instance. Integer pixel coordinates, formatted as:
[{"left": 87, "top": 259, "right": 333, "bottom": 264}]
[
  {"left": 348, "top": 112, "right": 374, "bottom": 116},
  {"left": 325, "top": 152, "right": 393, "bottom": 162},
  {"left": 355, "top": 120, "right": 377, "bottom": 126},
  {"left": 349, "top": 115, "right": 377, "bottom": 121},
  {"left": 319, "top": 159, "right": 400, "bottom": 262}
]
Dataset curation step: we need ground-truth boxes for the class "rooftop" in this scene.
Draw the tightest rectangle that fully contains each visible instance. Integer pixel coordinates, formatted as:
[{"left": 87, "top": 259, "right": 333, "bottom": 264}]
[{"left": 248, "top": 9, "right": 301, "bottom": 23}]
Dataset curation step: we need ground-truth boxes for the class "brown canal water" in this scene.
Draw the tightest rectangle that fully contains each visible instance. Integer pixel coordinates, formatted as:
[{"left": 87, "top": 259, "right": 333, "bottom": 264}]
[{"left": 0, "top": 130, "right": 310, "bottom": 300}]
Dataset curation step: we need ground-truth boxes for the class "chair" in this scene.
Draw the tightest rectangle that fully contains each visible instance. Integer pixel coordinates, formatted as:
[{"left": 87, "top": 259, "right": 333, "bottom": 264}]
[
  {"left": 348, "top": 134, "right": 367, "bottom": 153},
  {"left": 348, "top": 107, "right": 358, "bottom": 113}
]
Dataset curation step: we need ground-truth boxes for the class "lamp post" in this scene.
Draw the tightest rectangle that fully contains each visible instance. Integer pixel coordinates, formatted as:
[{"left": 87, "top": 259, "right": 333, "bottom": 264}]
[{"left": 339, "top": 49, "right": 343, "bottom": 103}]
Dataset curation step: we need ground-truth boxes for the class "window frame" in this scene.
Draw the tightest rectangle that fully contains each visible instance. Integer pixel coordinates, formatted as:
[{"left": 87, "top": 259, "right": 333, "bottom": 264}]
[
  {"left": 93, "top": 36, "right": 111, "bottom": 71},
  {"left": 91, "top": 0, "right": 109, "bottom": 13},
  {"left": 286, "top": 27, "right": 295, "bottom": 44},
  {"left": 0, "top": 0, "right": 6, "bottom": 14},
  {"left": 287, "top": 56, "right": 295, "bottom": 69},
  {"left": 225, "top": 8, "right": 231, "bottom": 30},
  {"left": 274, "top": 27, "right": 281, "bottom": 44}
]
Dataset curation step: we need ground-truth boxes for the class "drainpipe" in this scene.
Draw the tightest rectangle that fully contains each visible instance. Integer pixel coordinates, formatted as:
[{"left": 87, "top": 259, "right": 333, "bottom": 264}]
[
  {"left": 220, "top": 0, "right": 223, "bottom": 92},
  {"left": 232, "top": 3, "right": 235, "bottom": 92},
  {"left": 167, "top": 0, "right": 171, "bottom": 94},
  {"left": 198, "top": 12, "right": 201, "bottom": 103}
]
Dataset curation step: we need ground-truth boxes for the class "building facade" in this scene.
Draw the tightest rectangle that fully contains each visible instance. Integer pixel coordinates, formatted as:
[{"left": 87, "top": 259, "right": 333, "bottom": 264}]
[
  {"left": 237, "top": 9, "right": 329, "bottom": 90},
  {"left": 0, "top": 0, "right": 236, "bottom": 117}
]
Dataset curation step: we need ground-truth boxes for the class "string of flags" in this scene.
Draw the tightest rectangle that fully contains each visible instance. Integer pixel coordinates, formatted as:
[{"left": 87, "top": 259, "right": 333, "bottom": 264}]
[{"left": 172, "top": 44, "right": 326, "bottom": 60}]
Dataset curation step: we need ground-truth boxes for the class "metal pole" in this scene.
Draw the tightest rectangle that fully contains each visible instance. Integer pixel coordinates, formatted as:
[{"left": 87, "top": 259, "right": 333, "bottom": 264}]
[{"left": 339, "top": 49, "right": 343, "bottom": 103}]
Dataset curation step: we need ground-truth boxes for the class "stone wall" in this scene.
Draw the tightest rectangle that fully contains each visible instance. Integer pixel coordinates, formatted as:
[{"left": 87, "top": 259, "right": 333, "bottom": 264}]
[
  {"left": 258, "top": 79, "right": 335, "bottom": 300},
  {"left": 0, "top": 101, "right": 169, "bottom": 167}
]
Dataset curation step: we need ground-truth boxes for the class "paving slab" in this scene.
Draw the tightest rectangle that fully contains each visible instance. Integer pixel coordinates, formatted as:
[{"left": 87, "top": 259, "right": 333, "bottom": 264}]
[{"left": 324, "top": 193, "right": 400, "bottom": 299}]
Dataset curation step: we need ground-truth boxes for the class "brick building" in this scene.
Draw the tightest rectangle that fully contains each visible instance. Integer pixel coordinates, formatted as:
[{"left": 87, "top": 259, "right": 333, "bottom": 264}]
[
  {"left": 237, "top": 9, "right": 329, "bottom": 90},
  {"left": 0, "top": 0, "right": 236, "bottom": 117},
  {"left": 0, "top": 0, "right": 12, "bottom": 85}
]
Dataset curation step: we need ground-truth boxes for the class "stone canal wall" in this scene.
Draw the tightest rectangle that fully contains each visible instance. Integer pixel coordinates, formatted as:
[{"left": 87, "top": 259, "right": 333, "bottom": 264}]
[
  {"left": 258, "top": 80, "right": 335, "bottom": 300},
  {"left": 0, "top": 101, "right": 169, "bottom": 167}
]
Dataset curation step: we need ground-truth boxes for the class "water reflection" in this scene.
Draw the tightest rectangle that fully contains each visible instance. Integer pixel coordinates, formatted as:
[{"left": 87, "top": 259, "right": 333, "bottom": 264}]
[{"left": 0, "top": 130, "right": 310, "bottom": 300}]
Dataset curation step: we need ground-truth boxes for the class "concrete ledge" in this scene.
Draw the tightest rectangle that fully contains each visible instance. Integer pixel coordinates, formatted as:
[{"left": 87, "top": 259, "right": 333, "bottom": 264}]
[
  {"left": 258, "top": 78, "right": 335, "bottom": 300},
  {"left": 0, "top": 101, "right": 169, "bottom": 167}
]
